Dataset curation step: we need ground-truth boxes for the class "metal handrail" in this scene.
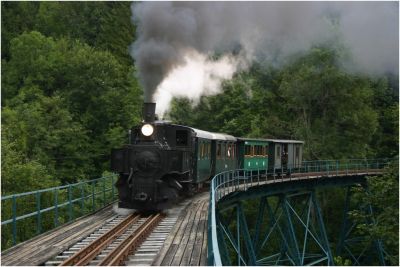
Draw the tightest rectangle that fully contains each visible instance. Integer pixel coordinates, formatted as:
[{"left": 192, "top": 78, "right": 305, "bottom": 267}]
[
  {"left": 1, "top": 174, "right": 118, "bottom": 249},
  {"left": 207, "top": 158, "right": 394, "bottom": 265}
]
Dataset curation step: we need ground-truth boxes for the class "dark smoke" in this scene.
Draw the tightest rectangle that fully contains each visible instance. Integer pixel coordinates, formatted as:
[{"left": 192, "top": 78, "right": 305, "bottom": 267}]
[{"left": 130, "top": 2, "right": 399, "bottom": 103}]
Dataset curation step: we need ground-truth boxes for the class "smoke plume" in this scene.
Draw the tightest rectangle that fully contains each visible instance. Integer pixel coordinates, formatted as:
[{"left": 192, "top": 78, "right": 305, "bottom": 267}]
[{"left": 130, "top": 2, "right": 398, "bottom": 115}]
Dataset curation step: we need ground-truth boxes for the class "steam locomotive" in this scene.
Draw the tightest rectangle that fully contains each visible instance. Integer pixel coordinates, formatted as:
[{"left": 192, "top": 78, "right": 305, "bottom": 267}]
[{"left": 111, "top": 103, "right": 304, "bottom": 211}]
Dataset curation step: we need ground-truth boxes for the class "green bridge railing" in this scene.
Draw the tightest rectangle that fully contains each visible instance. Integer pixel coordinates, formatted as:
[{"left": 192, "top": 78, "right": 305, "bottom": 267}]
[
  {"left": 207, "top": 158, "right": 394, "bottom": 265},
  {"left": 1, "top": 174, "right": 118, "bottom": 251}
]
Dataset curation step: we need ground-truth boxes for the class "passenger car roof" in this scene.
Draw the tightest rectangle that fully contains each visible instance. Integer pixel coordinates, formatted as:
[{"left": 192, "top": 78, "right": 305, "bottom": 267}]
[
  {"left": 265, "top": 139, "right": 304, "bottom": 144},
  {"left": 237, "top": 137, "right": 304, "bottom": 144},
  {"left": 153, "top": 121, "right": 299, "bottom": 143},
  {"left": 192, "top": 128, "right": 237, "bottom": 141}
]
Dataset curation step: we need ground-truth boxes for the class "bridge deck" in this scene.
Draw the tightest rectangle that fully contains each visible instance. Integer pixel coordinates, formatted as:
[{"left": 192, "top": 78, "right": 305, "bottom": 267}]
[
  {"left": 1, "top": 193, "right": 210, "bottom": 266},
  {"left": 1, "top": 205, "right": 115, "bottom": 266},
  {"left": 1, "top": 169, "right": 383, "bottom": 266},
  {"left": 154, "top": 192, "right": 209, "bottom": 266}
]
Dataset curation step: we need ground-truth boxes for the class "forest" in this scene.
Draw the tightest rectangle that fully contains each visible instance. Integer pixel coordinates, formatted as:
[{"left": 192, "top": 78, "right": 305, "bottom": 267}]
[{"left": 1, "top": 2, "right": 398, "bottom": 263}]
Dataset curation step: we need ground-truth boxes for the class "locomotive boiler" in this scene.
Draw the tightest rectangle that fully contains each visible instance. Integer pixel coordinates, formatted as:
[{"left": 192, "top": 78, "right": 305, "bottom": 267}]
[{"left": 111, "top": 103, "right": 196, "bottom": 210}]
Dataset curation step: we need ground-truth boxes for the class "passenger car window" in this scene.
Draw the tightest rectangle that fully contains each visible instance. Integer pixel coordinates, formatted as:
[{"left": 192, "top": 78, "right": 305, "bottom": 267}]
[{"left": 245, "top": 145, "right": 251, "bottom": 157}]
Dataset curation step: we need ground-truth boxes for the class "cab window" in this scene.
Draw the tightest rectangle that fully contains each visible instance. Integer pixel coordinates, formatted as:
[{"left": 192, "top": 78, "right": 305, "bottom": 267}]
[{"left": 176, "top": 130, "right": 188, "bottom": 146}]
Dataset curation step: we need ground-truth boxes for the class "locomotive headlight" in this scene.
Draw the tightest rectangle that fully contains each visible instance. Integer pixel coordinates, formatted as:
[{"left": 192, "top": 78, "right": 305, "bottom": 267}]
[{"left": 141, "top": 124, "right": 154, "bottom": 136}]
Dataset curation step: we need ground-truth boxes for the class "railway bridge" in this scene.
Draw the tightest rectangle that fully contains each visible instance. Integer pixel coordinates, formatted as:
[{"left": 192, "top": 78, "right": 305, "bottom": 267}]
[{"left": 1, "top": 158, "right": 394, "bottom": 266}]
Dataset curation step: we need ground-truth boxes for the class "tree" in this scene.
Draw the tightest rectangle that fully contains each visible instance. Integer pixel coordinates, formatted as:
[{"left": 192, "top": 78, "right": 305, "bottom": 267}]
[
  {"left": 35, "top": 2, "right": 135, "bottom": 67},
  {"left": 349, "top": 161, "right": 399, "bottom": 265},
  {"left": 2, "top": 31, "right": 142, "bottom": 186},
  {"left": 369, "top": 77, "right": 399, "bottom": 158},
  {"left": 2, "top": 86, "right": 90, "bottom": 184},
  {"left": 1, "top": 2, "right": 40, "bottom": 60},
  {"left": 277, "top": 47, "right": 378, "bottom": 159}
]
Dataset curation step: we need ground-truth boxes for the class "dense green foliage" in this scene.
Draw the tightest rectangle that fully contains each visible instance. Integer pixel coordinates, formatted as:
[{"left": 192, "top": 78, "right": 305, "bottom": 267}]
[
  {"left": 1, "top": 3, "right": 140, "bottom": 249},
  {"left": 1, "top": 1, "right": 398, "bottom": 260},
  {"left": 349, "top": 162, "right": 399, "bottom": 265},
  {"left": 167, "top": 47, "right": 398, "bottom": 159},
  {"left": 2, "top": 2, "right": 141, "bottom": 193}
]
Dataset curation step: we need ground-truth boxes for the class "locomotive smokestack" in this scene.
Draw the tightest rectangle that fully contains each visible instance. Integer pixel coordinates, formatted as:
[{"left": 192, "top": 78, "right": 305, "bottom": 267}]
[{"left": 143, "top": 102, "right": 156, "bottom": 123}]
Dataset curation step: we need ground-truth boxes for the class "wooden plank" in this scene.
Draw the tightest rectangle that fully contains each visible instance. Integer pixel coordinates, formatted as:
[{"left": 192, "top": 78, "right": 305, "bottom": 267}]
[
  {"left": 5, "top": 205, "right": 114, "bottom": 258},
  {"left": 5, "top": 214, "right": 112, "bottom": 266},
  {"left": 1, "top": 205, "right": 115, "bottom": 266},
  {"left": 170, "top": 202, "right": 199, "bottom": 265},
  {"left": 3, "top": 203, "right": 114, "bottom": 256},
  {"left": 152, "top": 202, "right": 191, "bottom": 266},
  {"left": 199, "top": 203, "right": 209, "bottom": 266},
  {"left": 179, "top": 201, "right": 205, "bottom": 265},
  {"left": 162, "top": 203, "right": 197, "bottom": 265},
  {"left": 190, "top": 202, "right": 208, "bottom": 266},
  {"left": 4, "top": 210, "right": 113, "bottom": 265}
]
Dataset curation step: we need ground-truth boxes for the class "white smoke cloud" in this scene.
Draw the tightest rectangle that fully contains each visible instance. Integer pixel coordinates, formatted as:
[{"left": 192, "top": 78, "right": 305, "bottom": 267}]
[
  {"left": 154, "top": 50, "right": 241, "bottom": 116},
  {"left": 131, "top": 1, "right": 399, "bottom": 115}
]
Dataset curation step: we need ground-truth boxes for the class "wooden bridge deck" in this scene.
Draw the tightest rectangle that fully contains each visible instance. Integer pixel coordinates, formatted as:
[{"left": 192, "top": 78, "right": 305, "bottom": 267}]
[
  {"left": 1, "top": 193, "right": 210, "bottom": 266},
  {"left": 0, "top": 170, "right": 384, "bottom": 266},
  {"left": 1, "top": 205, "right": 116, "bottom": 266},
  {"left": 154, "top": 192, "right": 209, "bottom": 266}
]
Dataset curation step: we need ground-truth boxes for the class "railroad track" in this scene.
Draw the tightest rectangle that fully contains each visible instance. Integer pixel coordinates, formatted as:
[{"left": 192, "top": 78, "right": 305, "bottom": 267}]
[{"left": 45, "top": 212, "right": 178, "bottom": 266}]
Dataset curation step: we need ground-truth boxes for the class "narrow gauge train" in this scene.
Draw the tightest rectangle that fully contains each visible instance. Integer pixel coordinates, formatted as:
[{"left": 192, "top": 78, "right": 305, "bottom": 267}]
[{"left": 111, "top": 103, "right": 304, "bottom": 211}]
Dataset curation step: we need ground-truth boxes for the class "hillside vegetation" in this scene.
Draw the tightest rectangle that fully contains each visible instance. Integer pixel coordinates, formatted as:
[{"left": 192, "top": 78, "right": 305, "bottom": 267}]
[{"left": 1, "top": 2, "right": 398, "bottom": 262}]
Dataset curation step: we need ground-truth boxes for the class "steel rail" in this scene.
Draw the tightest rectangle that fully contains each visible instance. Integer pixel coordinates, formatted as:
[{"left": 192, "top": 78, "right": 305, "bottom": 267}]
[
  {"left": 98, "top": 213, "right": 164, "bottom": 266},
  {"left": 59, "top": 213, "right": 140, "bottom": 266}
]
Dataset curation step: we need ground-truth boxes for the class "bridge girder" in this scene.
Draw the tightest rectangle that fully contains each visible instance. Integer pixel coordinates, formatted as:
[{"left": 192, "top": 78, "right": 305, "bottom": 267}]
[{"left": 214, "top": 175, "right": 386, "bottom": 266}]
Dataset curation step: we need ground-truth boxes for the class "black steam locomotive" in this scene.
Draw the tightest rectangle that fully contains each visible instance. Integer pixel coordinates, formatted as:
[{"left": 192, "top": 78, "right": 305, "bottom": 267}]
[{"left": 111, "top": 103, "right": 303, "bottom": 211}]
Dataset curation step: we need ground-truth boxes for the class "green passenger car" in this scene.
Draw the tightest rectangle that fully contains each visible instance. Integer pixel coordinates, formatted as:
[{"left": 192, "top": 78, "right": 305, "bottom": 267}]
[
  {"left": 213, "top": 133, "right": 237, "bottom": 174},
  {"left": 237, "top": 138, "right": 269, "bottom": 171},
  {"left": 192, "top": 129, "right": 214, "bottom": 184}
]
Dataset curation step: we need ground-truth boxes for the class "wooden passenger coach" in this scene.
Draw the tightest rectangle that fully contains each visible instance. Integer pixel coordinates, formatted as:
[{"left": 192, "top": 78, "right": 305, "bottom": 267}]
[
  {"left": 192, "top": 128, "right": 237, "bottom": 184},
  {"left": 267, "top": 139, "right": 304, "bottom": 172}
]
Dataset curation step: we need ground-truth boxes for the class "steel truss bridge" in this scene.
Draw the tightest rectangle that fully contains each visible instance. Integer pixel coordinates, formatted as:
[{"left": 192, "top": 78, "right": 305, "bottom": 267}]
[{"left": 208, "top": 159, "right": 394, "bottom": 266}]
